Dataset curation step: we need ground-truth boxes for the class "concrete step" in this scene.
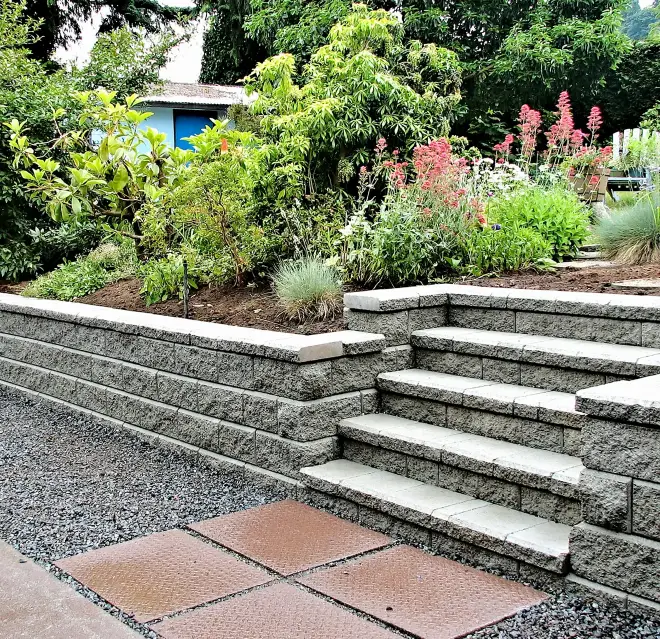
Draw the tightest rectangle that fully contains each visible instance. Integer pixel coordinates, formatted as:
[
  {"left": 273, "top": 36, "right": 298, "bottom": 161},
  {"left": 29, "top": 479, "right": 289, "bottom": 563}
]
[
  {"left": 378, "top": 370, "right": 583, "bottom": 456},
  {"left": 340, "top": 414, "right": 582, "bottom": 525},
  {"left": 300, "top": 459, "right": 571, "bottom": 575},
  {"left": 412, "top": 327, "right": 660, "bottom": 392},
  {"left": 576, "top": 251, "right": 603, "bottom": 259}
]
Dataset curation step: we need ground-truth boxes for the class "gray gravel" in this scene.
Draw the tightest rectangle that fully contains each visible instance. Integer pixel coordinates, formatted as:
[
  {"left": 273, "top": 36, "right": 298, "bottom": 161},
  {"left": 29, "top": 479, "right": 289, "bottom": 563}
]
[
  {"left": 0, "top": 387, "right": 658, "bottom": 639},
  {"left": 0, "top": 388, "right": 287, "bottom": 564}
]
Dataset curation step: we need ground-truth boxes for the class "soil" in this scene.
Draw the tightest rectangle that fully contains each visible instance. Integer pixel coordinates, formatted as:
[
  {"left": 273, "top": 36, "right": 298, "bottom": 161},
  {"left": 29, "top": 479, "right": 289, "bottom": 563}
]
[
  {"left": 1, "top": 263, "right": 659, "bottom": 334},
  {"left": 457, "top": 263, "right": 660, "bottom": 296}
]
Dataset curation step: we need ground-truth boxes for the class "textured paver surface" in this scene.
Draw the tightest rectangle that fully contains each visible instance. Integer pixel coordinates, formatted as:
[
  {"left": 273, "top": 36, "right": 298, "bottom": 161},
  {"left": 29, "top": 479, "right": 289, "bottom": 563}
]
[
  {"left": 612, "top": 279, "right": 660, "bottom": 290},
  {"left": 49, "top": 501, "right": 549, "bottom": 638},
  {"left": 298, "top": 545, "right": 548, "bottom": 639},
  {"left": 0, "top": 541, "right": 139, "bottom": 638},
  {"left": 188, "top": 499, "right": 391, "bottom": 575},
  {"left": 151, "top": 582, "right": 398, "bottom": 638},
  {"left": 55, "top": 529, "right": 272, "bottom": 622}
]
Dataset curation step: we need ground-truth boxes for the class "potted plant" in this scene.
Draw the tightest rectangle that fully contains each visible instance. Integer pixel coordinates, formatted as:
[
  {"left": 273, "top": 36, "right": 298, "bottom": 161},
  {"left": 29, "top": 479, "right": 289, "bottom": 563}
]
[{"left": 565, "top": 146, "right": 612, "bottom": 203}]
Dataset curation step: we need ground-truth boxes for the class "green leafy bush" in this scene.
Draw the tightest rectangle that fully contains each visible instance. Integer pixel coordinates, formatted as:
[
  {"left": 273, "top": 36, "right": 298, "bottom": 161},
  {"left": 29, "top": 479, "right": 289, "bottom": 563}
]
[
  {"left": 22, "top": 242, "right": 136, "bottom": 300},
  {"left": 139, "top": 253, "right": 200, "bottom": 306},
  {"left": 272, "top": 257, "right": 343, "bottom": 321},
  {"left": 597, "top": 192, "right": 660, "bottom": 264},
  {"left": 488, "top": 187, "right": 590, "bottom": 259},
  {"left": 460, "top": 227, "right": 552, "bottom": 276}
]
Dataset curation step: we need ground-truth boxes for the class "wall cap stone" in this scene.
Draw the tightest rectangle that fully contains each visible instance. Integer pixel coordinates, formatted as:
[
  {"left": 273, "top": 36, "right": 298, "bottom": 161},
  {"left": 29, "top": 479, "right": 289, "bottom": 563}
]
[
  {"left": 343, "top": 284, "right": 660, "bottom": 322},
  {"left": 0, "top": 294, "right": 385, "bottom": 363}
]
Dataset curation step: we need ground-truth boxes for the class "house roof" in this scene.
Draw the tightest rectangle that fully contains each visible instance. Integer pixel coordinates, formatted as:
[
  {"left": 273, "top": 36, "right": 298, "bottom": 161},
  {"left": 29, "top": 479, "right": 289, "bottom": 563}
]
[{"left": 143, "top": 82, "right": 248, "bottom": 107}]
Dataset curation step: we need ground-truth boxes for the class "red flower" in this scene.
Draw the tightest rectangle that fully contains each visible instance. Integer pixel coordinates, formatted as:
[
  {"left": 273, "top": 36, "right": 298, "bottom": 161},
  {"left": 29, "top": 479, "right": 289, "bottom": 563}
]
[{"left": 220, "top": 138, "right": 229, "bottom": 154}]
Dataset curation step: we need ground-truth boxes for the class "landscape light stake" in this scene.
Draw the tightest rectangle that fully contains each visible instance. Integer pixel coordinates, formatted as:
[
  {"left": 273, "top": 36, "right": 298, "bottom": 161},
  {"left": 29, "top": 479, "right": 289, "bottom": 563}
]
[{"left": 183, "top": 259, "right": 189, "bottom": 319}]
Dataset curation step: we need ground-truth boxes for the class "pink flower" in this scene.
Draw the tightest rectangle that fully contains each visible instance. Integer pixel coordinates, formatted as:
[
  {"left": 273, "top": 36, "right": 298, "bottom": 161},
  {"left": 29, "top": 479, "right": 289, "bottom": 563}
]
[
  {"left": 587, "top": 107, "right": 603, "bottom": 135},
  {"left": 375, "top": 138, "right": 387, "bottom": 152},
  {"left": 589, "top": 175, "right": 600, "bottom": 186},
  {"left": 359, "top": 165, "right": 367, "bottom": 174}
]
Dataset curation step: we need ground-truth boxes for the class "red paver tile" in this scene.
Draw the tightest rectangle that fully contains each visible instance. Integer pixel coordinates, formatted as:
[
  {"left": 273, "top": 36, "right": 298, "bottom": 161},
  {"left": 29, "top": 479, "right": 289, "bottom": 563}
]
[
  {"left": 55, "top": 530, "right": 272, "bottom": 623},
  {"left": 298, "top": 545, "right": 548, "bottom": 639},
  {"left": 0, "top": 541, "right": 139, "bottom": 639},
  {"left": 151, "top": 581, "right": 398, "bottom": 639},
  {"left": 188, "top": 499, "right": 391, "bottom": 575}
]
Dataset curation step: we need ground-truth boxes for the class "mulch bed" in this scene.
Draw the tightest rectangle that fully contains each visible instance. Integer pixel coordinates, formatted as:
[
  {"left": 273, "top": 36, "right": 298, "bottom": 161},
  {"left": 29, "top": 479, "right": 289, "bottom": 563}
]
[{"left": 1, "top": 263, "right": 659, "bottom": 335}]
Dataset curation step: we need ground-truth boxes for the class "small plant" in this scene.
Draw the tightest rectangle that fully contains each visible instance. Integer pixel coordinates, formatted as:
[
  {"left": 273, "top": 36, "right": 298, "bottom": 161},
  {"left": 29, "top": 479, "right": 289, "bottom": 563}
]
[
  {"left": 139, "top": 253, "right": 200, "bottom": 306},
  {"left": 272, "top": 257, "right": 343, "bottom": 322},
  {"left": 22, "top": 241, "right": 136, "bottom": 300},
  {"left": 488, "top": 186, "right": 590, "bottom": 259},
  {"left": 597, "top": 192, "right": 660, "bottom": 264}
]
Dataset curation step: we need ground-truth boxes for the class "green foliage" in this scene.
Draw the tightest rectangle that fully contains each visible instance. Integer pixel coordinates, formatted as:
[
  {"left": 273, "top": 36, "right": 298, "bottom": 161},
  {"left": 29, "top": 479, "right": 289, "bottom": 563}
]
[
  {"left": 25, "top": 0, "right": 187, "bottom": 62},
  {"left": 227, "top": 104, "right": 262, "bottom": 134},
  {"left": 23, "top": 241, "right": 136, "bottom": 300},
  {"left": 488, "top": 187, "right": 590, "bottom": 259},
  {"left": 246, "top": 5, "right": 462, "bottom": 195},
  {"left": 139, "top": 253, "right": 200, "bottom": 305},
  {"left": 9, "top": 90, "right": 194, "bottom": 245},
  {"left": 599, "top": 38, "right": 660, "bottom": 135},
  {"left": 77, "top": 27, "right": 184, "bottom": 99},
  {"left": 272, "top": 256, "right": 342, "bottom": 321},
  {"left": 597, "top": 191, "right": 660, "bottom": 264},
  {"left": 460, "top": 227, "right": 552, "bottom": 276},
  {"left": 640, "top": 103, "right": 660, "bottom": 131},
  {"left": 622, "top": 0, "right": 659, "bottom": 40}
]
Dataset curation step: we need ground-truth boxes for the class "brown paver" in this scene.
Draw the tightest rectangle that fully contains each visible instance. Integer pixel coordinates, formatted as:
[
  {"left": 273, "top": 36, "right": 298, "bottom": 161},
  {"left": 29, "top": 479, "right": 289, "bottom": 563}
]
[
  {"left": 0, "top": 541, "right": 139, "bottom": 638},
  {"left": 55, "top": 529, "right": 272, "bottom": 623},
  {"left": 298, "top": 545, "right": 548, "bottom": 639},
  {"left": 188, "top": 499, "right": 391, "bottom": 575},
  {"left": 151, "top": 581, "right": 398, "bottom": 639}
]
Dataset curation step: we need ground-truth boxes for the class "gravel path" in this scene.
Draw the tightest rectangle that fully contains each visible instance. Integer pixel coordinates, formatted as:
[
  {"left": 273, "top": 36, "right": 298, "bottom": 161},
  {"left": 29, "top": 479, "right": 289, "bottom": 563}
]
[
  {"left": 0, "top": 387, "right": 658, "bottom": 639},
  {"left": 0, "top": 388, "right": 287, "bottom": 564}
]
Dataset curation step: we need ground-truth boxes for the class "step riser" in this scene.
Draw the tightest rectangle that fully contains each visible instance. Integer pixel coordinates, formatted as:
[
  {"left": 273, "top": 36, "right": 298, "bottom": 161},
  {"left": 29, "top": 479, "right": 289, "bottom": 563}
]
[
  {"left": 381, "top": 392, "right": 581, "bottom": 457},
  {"left": 416, "top": 349, "right": 631, "bottom": 393},
  {"left": 300, "top": 487, "right": 563, "bottom": 589},
  {"left": 342, "top": 439, "right": 580, "bottom": 525}
]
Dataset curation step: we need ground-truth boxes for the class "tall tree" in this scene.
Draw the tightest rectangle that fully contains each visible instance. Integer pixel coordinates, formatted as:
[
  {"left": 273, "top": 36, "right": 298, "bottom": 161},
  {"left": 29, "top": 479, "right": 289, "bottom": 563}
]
[{"left": 25, "top": 0, "right": 187, "bottom": 61}]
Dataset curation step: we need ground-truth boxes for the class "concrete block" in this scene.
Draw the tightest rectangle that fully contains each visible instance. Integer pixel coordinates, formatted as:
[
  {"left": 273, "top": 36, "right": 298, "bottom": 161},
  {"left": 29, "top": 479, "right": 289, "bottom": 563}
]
[
  {"left": 482, "top": 358, "right": 520, "bottom": 384},
  {"left": 122, "top": 364, "right": 159, "bottom": 401},
  {"left": 582, "top": 419, "right": 660, "bottom": 482},
  {"left": 91, "top": 356, "right": 124, "bottom": 390},
  {"left": 217, "top": 351, "right": 253, "bottom": 389},
  {"left": 59, "top": 324, "right": 106, "bottom": 355},
  {"left": 330, "top": 349, "right": 399, "bottom": 396},
  {"left": 515, "top": 312, "right": 642, "bottom": 346},
  {"left": 642, "top": 323, "right": 660, "bottom": 349},
  {"left": 406, "top": 456, "right": 439, "bottom": 484},
  {"left": 360, "top": 388, "right": 379, "bottom": 414},
  {"left": 253, "top": 357, "right": 332, "bottom": 400},
  {"left": 627, "top": 594, "right": 660, "bottom": 620},
  {"left": 565, "top": 573, "right": 628, "bottom": 608},
  {"left": 242, "top": 390, "right": 277, "bottom": 433},
  {"left": 254, "top": 431, "right": 338, "bottom": 477},
  {"left": 298, "top": 488, "right": 360, "bottom": 522},
  {"left": 197, "top": 381, "right": 244, "bottom": 424},
  {"left": 381, "top": 392, "right": 447, "bottom": 427},
  {"left": 156, "top": 372, "right": 198, "bottom": 410},
  {"left": 138, "top": 397, "right": 178, "bottom": 433},
  {"left": 47, "top": 371, "right": 77, "bottom": 402},
  {"left": 520, "top": 487, "right": 580, "bottom": 526},
  {"left": 75, "top": 379, "right": 107, "bottom": 414},
  {"left": 174, "top": 344, "right": 217, "bottom": 382},
  {"left": 358, "top": 506, "right": 431, "bottom": 547},
  {"left": 344, "top": 287, "right": 420, "bottom": 312},
  {"left": 166, "top": 409, "right": 218, "bottom": 451},
  {"left": 633, "top": 480, "right": 660, "bottom": 540},
  {"left": 344, "top": 309, "right": 409, "bottom": 347},
  {"left": 449, "top": 307, "right": 515, "bottom": 332},
  {"left": 277, "top": 392, "right": 362, "bottom": 441},
  {"left": 519, "top": 363, "right": 605, "bottom": 394},
  {"left": 570, "top": 523, "right": 660, "bottom": 602},
  {"left": 431, "top": 531, "right": 518, "bottom": 575},
  {"left": 580, "top": 469, "right": 631, "bottom": 532},
  {"left": 343, "top": 439, "right": 407, "bottom": 476},
  {"left": 416, "top": 350, "right": 483, "bottom": 378},
  {"left": 408, "top": 306, "right": 447, "bottom": 334},
  {"left": 104, "top": 388, "right": 145, "bottom": 426}
]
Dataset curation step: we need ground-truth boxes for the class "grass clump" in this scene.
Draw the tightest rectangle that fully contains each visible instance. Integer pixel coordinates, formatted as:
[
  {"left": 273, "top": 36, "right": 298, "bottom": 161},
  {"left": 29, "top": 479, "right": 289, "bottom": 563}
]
[
  {"left": 597, "top": 192, "right": 660, "bottom": 264},
  {"left": 272, "top": 257, "right": 343, "bottom": 322},
  {"left": 23, "top": 242, "right": 137, "bottom": 301}
]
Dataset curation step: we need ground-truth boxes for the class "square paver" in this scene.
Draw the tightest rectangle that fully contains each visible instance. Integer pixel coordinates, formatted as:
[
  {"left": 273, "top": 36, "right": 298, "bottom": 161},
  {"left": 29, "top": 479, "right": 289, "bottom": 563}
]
[
  {"left": 188, "top": 499, "right": 391, "bottom": 575},
  {"left": 297, "top": 545, "right": 547, "bottom": 639},
  {"left": 151, "top": 582, "right": 398, "bottom": 639},
  {"left": 55, "top": 530, "right": 271, "bottom": 622}
]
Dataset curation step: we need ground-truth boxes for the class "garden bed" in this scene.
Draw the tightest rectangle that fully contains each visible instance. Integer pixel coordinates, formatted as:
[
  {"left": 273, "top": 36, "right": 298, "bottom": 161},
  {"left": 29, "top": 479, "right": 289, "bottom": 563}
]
[{"left": 1, "top": 263, "right": 659, "bottom": 336}]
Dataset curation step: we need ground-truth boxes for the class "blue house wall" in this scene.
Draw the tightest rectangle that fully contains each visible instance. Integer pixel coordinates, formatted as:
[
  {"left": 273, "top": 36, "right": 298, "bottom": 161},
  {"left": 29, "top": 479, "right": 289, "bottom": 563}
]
[{"left": 138, "top": 106, "right": 229, "bottom": 150}]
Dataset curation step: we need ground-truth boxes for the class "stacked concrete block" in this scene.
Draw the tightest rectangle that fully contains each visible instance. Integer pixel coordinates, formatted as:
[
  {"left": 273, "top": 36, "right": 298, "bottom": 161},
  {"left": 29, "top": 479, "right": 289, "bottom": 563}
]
[
  {"left": 0, "top": 294, "right": 395, "bottom": 481},
  {"left": 569, "top": 376, "right": 660, "bottom": 617}
]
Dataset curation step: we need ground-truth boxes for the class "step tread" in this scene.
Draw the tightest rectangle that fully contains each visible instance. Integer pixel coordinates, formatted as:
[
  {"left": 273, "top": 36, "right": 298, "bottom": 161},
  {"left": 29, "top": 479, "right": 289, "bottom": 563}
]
[
  {"left": 412, "top": 327, "right": 660, "bottom": 376},
  {"left": 341, "top": 413, "right": 583, "bottom": 497},
  {"left": 301, "top": 459, "right": 571, "bottom": 573},
  {"left": 378, "top": 369, "right": 584, "bottom": 426}
]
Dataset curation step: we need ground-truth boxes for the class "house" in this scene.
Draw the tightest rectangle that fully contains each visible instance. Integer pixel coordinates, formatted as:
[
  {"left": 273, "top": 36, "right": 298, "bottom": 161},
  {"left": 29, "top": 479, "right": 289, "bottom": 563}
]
[{"left": 140, "top": 82, "right": 249, "bottom": 149}]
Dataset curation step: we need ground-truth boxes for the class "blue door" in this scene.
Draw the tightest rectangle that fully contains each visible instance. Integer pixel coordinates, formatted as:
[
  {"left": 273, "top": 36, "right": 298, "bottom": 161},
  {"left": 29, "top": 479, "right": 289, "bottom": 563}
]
[{"left": 173, "top": 110, "right": 217, "bottom": 150}]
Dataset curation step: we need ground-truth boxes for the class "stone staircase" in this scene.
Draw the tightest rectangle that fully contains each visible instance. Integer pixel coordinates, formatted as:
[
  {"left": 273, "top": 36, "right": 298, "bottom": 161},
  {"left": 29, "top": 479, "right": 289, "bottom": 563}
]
[{"left": 300, "top": 324, "right": 660, "bottom": 584}]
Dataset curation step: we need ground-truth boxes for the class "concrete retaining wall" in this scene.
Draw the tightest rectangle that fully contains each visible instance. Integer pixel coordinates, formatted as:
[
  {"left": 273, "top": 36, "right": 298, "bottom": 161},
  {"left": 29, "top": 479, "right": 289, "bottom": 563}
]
[{"left": 0, "top": 294, "right": 407, "bottom": 483}]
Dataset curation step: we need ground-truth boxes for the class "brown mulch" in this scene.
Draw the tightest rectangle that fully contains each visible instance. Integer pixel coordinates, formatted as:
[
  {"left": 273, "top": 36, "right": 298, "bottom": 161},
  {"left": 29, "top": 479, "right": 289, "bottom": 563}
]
[
  {"left": 78, "top": 279, "right": 346, "bottom": 335},
  {"left": 1, "top": 263, "right": 659, "bottom": 335},
  {"left": 457, "top": 263, "right": 660, "bottom": 296}
]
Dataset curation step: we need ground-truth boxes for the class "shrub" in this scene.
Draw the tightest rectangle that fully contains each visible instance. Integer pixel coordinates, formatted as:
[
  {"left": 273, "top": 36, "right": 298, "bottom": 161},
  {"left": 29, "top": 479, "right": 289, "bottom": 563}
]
[
  {"left": 460, "top": 226, "right": 552, "bottom": 276},
  {"left": 272, "top": 257, "right": 343, "bottom": 321},
  {"left": 22, "top": 241, "right": 136, "bottom": 300},
  {"left": 139, "top": 253, "right": 200, "bottom": 306},
  {"left": 597, "top": 193, "right": 660, "bottom": 264},
  {"left": 488, "top": 187, "right": 590, "bottom": 259}
]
